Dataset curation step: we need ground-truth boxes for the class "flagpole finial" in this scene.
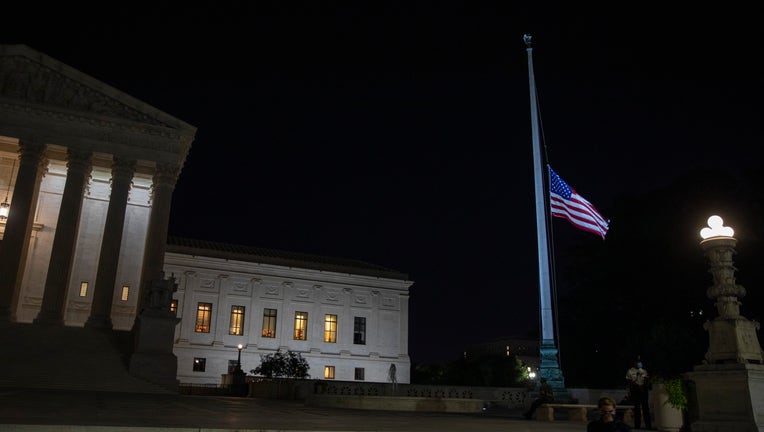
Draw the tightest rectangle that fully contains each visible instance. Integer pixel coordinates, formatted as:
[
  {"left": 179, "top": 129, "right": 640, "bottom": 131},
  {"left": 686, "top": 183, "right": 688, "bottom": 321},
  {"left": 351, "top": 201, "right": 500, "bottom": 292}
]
[{"left": 523, "top": 34, "right": 533, "bottom": 47}]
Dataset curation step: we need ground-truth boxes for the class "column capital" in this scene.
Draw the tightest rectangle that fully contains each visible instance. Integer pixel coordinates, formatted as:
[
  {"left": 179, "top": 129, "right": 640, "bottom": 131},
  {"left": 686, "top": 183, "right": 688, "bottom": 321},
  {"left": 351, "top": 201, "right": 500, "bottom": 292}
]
[
  {"left": 153, "top": 163, "right": 180, "bottom": 188},
  {"left": 18, "top": 141, "right": 47, "bottom": 170},
  {"left": 65, "top": 149, "right": 93, "bottom": 175},
  {"left": 111, "top": 158, "right": 137, "bottom": 183}
]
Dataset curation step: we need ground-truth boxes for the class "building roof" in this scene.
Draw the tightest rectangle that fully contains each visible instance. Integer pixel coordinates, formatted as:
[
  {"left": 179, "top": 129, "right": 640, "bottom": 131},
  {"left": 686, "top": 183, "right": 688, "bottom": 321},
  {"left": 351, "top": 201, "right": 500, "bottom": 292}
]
[{"left": 166, "top": 236, "right": 410, "bottom": 281}]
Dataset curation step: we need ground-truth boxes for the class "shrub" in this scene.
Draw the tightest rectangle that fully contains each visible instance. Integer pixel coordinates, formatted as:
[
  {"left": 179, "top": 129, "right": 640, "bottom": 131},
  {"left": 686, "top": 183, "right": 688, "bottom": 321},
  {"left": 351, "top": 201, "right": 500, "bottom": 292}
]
[{"left": 251, "top": 349, "right": 310, "bottom": 379}]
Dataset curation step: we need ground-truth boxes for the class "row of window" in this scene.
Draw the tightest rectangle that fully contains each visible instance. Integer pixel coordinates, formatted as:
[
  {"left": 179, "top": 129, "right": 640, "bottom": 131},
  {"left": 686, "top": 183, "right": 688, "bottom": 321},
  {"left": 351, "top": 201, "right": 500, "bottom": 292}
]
[
  {"left": 191, "top": 303, "right": 367, "bottom": 344},
  {"left": 77, "top": 281, "right": 130, "bottom": 301},
  {"left": 192, "top": 357, "right": 365, "bottom": 380}
]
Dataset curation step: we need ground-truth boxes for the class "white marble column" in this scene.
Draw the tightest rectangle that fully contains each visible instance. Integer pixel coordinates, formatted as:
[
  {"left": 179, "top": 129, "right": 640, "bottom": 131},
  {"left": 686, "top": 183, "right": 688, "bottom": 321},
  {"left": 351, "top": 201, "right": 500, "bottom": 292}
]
[
  {"left": 0, "top": 141, "right": 47, "bottom": 322},
  {"left": 34, "top": 149, "right": 93, "bottom": 325},
  {"left": 85, "top": 158, "right": 136, "bottom": 329},
  {"left": 136, "top": 163, "right": 179, "bottom": 315}
]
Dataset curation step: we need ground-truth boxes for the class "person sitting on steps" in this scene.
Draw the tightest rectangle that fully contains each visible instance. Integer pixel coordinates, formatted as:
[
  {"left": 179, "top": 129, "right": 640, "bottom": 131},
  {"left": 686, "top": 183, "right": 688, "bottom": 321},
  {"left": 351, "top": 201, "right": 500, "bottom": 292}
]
[
  {"left": 587, "top": 396, "right": 631, "bottom": 432},
  {"left": 523, "top": 377, "right": 554, "bottom": 419}
]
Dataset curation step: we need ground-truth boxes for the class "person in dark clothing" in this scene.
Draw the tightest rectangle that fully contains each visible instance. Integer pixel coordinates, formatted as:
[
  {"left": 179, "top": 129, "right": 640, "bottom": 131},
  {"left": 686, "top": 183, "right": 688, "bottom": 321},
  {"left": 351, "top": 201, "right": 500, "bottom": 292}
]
[
  {"left": 625, "top": 358, "right": 652, "bottom": 430},
  {"left": 587, "top": 397, "right": 632, "bottom": 432},
  {"left": 523, "top": 377, "right": 554, "bottom": 419}
]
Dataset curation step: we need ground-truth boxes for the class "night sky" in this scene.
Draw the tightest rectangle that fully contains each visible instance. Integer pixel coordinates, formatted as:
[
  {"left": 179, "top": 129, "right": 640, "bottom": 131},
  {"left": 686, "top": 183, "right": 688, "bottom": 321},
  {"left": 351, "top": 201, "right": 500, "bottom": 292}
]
[{"left": 5, "top": 2, "right": 764, "bottom": 364}]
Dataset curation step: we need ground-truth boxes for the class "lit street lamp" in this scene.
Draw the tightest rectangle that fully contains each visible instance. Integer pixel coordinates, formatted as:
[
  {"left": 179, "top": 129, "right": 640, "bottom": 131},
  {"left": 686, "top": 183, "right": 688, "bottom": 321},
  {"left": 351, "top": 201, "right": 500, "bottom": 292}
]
[
  {"left": 685, "top": 215, "right": 764, "bottom": 431},
  {"left": 231, "top": 343, "right": 247, "bottom": 397},
  {"left": 697, "top": 215, "right": 763, "bottom": 364},
  {"left": 236, "top": 344, "right": 243, "bottom": 372}
]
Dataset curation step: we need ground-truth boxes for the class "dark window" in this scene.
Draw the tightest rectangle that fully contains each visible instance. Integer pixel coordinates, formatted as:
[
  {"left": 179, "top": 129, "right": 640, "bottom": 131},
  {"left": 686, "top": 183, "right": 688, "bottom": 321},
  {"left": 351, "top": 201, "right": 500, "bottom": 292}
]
[
  {"left": 193, "top": 357, "right": 206, "bottom": 372},
  {"left": 353, "top": 317, "right": 366, "bottom": 345},
  {"left": 228, "top": 360, "right": 238, "bottom": 373},
  {"left": 354, "top": 367, "right": 365, "bottom": 381}
]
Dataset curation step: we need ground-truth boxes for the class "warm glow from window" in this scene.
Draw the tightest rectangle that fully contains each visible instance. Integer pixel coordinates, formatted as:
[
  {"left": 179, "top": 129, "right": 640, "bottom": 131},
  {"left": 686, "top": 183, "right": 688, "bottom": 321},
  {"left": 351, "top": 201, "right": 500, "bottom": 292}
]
[
  {"left": 324, "top": 365, "right": 335, "bottom": 379},
  {"left": 79, "top": 282, "right": 88, "bottom": 297},
  {"left": 262, "top": 308, "right": 277, "bottom": 337},
  {"left": 195, "top": 302, "right": 212, "bottom": 333},
  {"left": 229, "top": 305, "right": 245, "bottom": 335},
  {"left": 120, "top": 285, "right": 129, "bottom": 301},
  {"left": 324, "top": 314, "right": 337, "bottom": 343},
  {"left": 170, "top": 299, "right": 178, "bottom": 315},
  {"left": 294, "top": 311, "right": 308, "bottom": 340}
]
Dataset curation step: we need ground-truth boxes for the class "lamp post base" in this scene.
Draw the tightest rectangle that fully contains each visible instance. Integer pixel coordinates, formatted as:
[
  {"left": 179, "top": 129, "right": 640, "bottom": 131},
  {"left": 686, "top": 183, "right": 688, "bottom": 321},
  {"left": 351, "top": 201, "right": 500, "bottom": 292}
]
[
  {"left": 685, "top": 363, "right": 764, "bottom": 432},
  {"left": 539, "top": 339, "right": 571, "bottom": 400}
]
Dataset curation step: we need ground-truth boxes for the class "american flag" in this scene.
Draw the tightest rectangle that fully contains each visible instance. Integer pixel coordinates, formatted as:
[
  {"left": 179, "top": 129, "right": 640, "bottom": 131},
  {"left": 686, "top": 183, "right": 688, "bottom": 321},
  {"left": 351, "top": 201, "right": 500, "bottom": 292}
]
[{"left": 548, "top": 166, "right": 609, "bottom": 239}]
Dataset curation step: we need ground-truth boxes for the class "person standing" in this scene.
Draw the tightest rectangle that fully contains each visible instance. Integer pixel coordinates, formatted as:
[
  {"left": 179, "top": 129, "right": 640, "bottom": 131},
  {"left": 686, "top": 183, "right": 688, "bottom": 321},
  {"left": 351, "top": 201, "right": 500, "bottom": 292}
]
[
  {"left": 587, "top": 397, "right": 632, "bottom": 432},
  {"left": 523, "top": 377, "right": 554, "bottom": 419},
  {"left": 625, "top": 358, "right": 652, "bottom": 430}
]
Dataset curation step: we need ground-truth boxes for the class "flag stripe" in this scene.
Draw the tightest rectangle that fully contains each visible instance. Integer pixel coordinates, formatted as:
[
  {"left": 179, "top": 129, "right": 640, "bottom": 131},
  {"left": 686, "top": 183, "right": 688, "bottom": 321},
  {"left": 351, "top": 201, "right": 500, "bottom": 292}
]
[
  {"left": 550, "top": 193, "right": 608, "bottom": 229},
  {"left": 548, "top": 165, "right": 609, "bottom": 239}
]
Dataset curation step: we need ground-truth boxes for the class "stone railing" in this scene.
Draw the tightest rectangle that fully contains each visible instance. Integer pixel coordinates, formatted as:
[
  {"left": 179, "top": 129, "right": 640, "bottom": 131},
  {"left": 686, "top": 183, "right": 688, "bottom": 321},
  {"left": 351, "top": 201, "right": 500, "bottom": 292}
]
[
  {"left": 190, "top": 378, "right": 629, "bottom": 416},
  {"left": 247, "top": 378, "right": 531, "bottom": 409}
]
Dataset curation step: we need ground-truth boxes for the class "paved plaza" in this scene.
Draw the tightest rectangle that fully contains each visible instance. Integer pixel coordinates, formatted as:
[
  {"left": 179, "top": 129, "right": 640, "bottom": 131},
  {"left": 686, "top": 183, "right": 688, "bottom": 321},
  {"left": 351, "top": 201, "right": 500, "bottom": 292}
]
[{"left": 0, "top": 387, "right": 593, "bottom": 432}]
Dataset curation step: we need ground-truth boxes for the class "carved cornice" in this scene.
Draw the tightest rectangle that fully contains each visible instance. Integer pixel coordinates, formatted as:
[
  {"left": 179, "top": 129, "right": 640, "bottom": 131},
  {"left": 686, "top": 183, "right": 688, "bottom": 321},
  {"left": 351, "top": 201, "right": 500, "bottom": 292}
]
[{"left": 0, "top": 100, "right": 187, "bottom": 146}]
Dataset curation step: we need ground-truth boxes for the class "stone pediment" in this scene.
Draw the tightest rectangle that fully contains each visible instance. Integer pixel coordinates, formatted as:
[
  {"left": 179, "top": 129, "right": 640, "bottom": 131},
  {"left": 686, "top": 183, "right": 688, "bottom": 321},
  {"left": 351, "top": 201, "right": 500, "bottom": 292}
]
[
  {"left": 0, "top": 44, "right": 195, "bottom": 165},
  {"left": 0, "top": 44, "right": 185, "bottom": 130}
]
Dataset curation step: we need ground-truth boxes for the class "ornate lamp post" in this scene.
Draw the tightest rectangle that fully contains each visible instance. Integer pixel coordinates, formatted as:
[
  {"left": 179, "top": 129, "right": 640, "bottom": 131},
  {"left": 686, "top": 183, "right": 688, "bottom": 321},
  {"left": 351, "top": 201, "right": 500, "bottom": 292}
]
[
  {"left": 686, "top": 215, "right": 764, "bottom": 432},
  {"left": 698, "top": 215, "right": 763, "bottom": 364}
]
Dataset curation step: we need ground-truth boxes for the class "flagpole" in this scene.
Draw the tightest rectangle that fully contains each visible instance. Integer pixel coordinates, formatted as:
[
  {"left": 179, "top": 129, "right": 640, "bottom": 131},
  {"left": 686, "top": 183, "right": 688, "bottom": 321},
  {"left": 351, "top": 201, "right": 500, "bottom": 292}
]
[{"left": 523, "top": 34, "right": 568, "bottom": 398}]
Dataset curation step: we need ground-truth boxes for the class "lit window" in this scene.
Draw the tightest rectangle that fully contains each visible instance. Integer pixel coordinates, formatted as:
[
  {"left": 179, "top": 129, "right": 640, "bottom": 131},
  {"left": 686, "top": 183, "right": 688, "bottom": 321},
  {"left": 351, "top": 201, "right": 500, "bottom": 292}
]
[
  {"left": 170, "top": 299, "right": 178, "bottom": 315},
  {"left": 353, "top": 317, "right": 366, "bottom": 345},
  {"left": 195, "top": 302, "right": 212, "bottom": 333},
  {"left": 193, "top": 357, "right": 206, "bottom": 372},
  {"left": 324, "top": 365, "right": 335, "bottom": 379},
  {"left": 229, "top": 305, "right": 245, "bottom": 335},
  {"left": 294, "top": 311, "right": 308, "bottom": 340},
  {"left": 79, "top": 282, "right": 88, "bottom": 297},
  {"left": 354, "top": 367, "right": 365, "bottom": 381},
  {"left": 120, "top": 285, "right": 129, "bottom": 301},
  {"left": 262, "top": 308, "right": 277, "bottom": 338},
  {"left": 324, "top": 314, "right": 337, "bottom": 343}
]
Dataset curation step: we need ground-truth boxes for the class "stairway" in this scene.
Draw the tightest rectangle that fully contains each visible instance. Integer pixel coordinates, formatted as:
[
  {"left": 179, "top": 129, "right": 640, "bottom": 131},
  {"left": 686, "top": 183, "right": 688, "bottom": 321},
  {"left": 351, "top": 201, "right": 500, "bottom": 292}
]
[{"left": 0, "top": 322, "right": 175, "bottom": 394}]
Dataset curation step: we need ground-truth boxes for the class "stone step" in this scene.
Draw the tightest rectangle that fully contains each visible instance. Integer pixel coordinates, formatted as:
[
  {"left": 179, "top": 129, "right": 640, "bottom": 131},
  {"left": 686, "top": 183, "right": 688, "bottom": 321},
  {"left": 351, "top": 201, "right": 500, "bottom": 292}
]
[{"left": 0, "top": 322, "right": 174, "bottom": 394}]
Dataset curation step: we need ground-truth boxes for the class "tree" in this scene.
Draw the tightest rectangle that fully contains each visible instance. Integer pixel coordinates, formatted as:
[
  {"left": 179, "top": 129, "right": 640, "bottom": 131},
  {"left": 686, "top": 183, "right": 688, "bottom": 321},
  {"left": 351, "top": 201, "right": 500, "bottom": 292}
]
[{"left": 251, "top": 349, "right": 310, "bottom": 379}]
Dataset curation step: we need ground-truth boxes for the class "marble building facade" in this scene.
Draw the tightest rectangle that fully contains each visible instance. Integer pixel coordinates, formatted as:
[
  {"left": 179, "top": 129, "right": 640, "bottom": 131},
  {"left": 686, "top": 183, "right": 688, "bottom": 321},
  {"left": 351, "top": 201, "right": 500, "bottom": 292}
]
[{"left": 0, "top": 44, "right": 412, "bottom": 385}]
